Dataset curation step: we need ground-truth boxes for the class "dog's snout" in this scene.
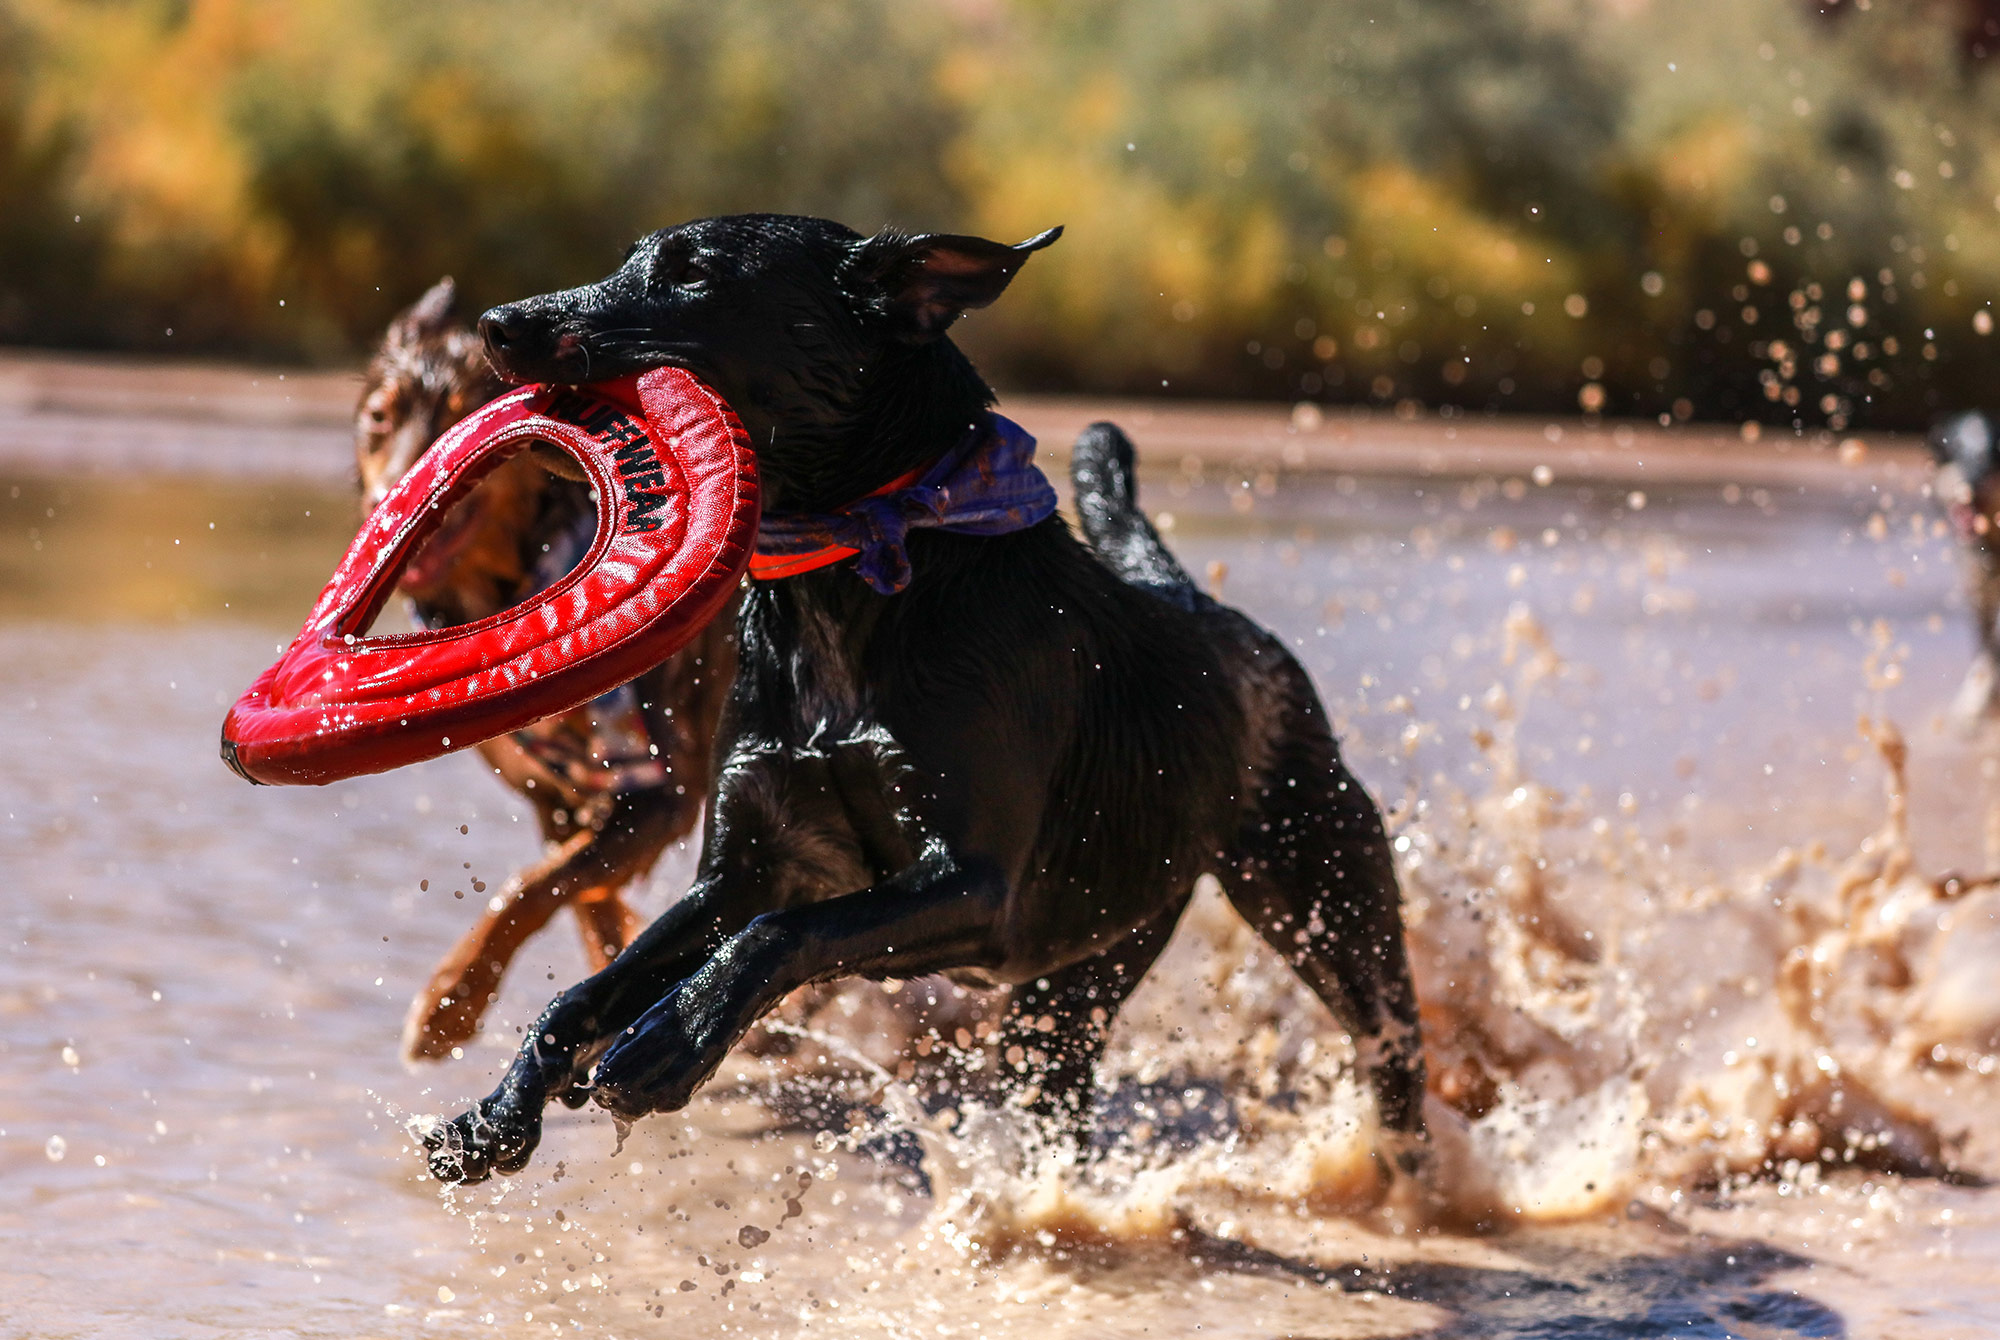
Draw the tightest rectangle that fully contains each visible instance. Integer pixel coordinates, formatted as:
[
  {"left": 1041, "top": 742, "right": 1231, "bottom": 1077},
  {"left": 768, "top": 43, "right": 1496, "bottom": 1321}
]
[
  {"left": 478, "top": 305, "right": 532, "bottom": 354},
  {"left": 479, "top": 303, "right": 579, "bottom": 383}
]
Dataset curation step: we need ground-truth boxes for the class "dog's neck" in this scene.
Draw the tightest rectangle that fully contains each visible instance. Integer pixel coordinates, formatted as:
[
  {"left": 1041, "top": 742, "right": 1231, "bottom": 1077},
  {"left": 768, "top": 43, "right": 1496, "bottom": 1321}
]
[
  {"left": 759, "top": 338, "right": 994, "bottom": 513},
  {"left": 742, "top": 335, "right": 1025, "bottom": 655}
]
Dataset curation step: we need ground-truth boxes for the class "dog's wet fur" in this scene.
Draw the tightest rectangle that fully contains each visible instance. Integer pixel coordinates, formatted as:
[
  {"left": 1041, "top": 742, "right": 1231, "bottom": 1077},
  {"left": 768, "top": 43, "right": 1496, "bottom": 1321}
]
[
  {"left": 356, "top": 279, "right": 733, "bottom": 1062},
  {"left": 423, "top": 214, "right": 1426, "bottom": 1183},
  {"left": 1929, "top": 411, "right": 2000, "bottom": 722}
]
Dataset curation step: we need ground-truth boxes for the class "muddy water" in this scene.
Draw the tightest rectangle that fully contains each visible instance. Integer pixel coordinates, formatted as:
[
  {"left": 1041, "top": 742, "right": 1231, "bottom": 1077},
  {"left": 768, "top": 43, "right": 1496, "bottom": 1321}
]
[{"left": 5, "top": 427, "right": 2000, "bottom": 1338}]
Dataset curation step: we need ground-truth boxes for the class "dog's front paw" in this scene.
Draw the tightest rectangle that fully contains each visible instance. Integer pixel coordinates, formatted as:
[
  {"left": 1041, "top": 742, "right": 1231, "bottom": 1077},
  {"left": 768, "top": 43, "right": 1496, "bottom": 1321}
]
[
  {"left": 422, "top": 1091, "right": 544, "bottom": 1184},
  {"left": 590, "top": 989, "right": 733, "bottom": 1121}
]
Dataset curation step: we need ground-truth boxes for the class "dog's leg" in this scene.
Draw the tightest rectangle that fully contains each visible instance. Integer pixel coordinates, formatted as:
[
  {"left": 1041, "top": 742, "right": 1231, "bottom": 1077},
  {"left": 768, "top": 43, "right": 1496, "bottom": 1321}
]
[
  {"left": 569, "top": 887, "right": 639, "bottom": 971},
  {"left": 995, "top": 894, "right": 1188, "bottom": 1148},
  {"left": 421, "top": 852, "right": 793, "bottom": 1183},
  {"left": 402, "top": 791, "right": 677, "bottom": 1063},
  {"left": 565, "top": 789, "right": 704, "bottom": 969},
  {"left": 421, "top": 741, "right": 860, "bottom": 1184},
  {"left": 1224, "top": 684, "right": 1426, "bottom": 1161},
  {"left": 588, "top": 853, "right": 1011, "bottom": 1124}
]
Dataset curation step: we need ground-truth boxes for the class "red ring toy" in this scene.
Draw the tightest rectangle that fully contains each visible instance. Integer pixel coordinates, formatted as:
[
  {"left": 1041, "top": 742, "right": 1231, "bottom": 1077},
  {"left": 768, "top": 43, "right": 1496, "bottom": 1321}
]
[{"left": 221, "top": 366, "right": 757, "bottom": 786}]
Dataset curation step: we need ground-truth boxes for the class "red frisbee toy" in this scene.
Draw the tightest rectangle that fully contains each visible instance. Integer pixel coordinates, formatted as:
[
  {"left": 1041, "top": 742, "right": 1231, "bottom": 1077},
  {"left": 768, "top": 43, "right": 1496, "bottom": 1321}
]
[{"left": 221, "top": 366, "right": 757, "bottom": 786}]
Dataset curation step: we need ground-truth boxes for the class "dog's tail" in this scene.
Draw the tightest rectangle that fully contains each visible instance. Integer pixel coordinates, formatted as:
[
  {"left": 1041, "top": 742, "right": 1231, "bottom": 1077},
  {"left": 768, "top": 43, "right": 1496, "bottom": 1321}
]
[{"left": 1070, "top": 421, "right": 1200, "bottom": 610}]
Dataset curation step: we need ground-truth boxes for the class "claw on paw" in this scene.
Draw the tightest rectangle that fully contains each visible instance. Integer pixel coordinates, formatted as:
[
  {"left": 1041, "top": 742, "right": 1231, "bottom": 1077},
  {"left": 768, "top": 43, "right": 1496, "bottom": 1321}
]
[{"left": 419, "top": 1097, "right": 541, "bottom": 1184}]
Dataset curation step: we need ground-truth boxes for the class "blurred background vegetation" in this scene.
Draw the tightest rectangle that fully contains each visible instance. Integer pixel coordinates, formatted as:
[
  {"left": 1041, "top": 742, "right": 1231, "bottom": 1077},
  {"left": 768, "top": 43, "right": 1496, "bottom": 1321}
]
[{"left": 5, "top": 0, "right": 2000, "bottom": 429}]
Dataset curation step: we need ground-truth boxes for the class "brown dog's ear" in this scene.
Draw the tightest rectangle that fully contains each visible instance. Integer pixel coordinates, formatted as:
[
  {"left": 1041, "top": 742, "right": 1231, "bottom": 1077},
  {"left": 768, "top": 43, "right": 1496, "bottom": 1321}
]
[
  {"left": 386, "top": 277, "right": 460, "bottom": 348},
  {"left": 848, "top": 227, "right": 1061, "bottom": 342}
]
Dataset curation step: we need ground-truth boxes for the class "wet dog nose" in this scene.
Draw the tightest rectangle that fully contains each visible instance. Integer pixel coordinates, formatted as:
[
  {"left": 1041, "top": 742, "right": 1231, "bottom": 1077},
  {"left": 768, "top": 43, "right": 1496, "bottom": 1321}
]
[{"left": 478, "top": 305, "right": 534, "bottom": 354}]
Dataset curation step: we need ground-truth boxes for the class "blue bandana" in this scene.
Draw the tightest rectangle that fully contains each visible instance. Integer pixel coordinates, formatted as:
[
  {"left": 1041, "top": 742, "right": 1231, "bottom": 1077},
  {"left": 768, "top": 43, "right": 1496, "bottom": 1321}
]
[{"left": 750, "top": 414, "right": 1057, "bottom": 594}]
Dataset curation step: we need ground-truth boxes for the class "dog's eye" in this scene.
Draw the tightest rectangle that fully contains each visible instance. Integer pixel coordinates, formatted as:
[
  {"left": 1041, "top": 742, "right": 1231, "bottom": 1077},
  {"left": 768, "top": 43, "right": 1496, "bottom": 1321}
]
[
  {"left": 359, "top": 393, "right": 397, "bottom": 438},
  {"left": 656, "top": 252, "right": 709, "bottom": 290}
]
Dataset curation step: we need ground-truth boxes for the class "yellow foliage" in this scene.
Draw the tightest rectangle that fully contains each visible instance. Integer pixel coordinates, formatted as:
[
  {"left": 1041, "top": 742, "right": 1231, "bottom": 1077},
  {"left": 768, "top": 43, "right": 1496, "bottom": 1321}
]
[{"left": 0, "top": 0, "right": 1991, "bottom": 425}]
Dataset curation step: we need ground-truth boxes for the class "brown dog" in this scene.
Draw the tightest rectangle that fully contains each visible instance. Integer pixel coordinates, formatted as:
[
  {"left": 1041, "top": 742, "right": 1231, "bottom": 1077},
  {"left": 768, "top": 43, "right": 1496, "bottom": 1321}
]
[{"left": 353, "top": 278, "right": 735, "bottom": 1062}]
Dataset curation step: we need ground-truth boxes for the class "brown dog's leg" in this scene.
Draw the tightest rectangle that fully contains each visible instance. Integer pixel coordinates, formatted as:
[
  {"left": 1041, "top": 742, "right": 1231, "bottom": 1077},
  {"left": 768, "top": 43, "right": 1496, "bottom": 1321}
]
[
  {"left": 567, "top": 778, "right": 709, "bottom": 970},
  {"left": 402, "top": 793, "right": 681, "bottom": 1062},
  {"left": 403, "top": 828, "right": 596, "bottom": 1062},
  {"left": 571, "top": 887, "right": 639, "bottom": 971}
]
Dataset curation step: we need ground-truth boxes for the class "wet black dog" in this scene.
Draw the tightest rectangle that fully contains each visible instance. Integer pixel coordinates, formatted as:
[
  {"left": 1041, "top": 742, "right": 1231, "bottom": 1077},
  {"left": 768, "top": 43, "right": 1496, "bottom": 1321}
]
[
  {"left": 424, "top": 214, "right": 1426, "bottom": 1183},
  {"left": 1930, "top": 411, "right": 2000, "bottom": 720}
]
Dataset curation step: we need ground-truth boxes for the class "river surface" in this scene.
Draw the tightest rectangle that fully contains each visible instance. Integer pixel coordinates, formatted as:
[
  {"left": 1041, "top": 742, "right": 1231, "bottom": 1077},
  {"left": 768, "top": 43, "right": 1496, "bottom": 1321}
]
[{"left": 5, "top": 398, "right": 2000, "bottom": 1338}]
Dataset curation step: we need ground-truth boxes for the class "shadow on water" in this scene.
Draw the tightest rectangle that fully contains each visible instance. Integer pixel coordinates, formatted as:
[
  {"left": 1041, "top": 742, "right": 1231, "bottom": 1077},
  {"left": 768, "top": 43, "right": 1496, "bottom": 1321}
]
[
  {"left": 1181, "top": 1228, "right": 1843, "bottom": 1340},
  {"left": 741, "top": 1071, "right": 1847, "bottom": 1338}
]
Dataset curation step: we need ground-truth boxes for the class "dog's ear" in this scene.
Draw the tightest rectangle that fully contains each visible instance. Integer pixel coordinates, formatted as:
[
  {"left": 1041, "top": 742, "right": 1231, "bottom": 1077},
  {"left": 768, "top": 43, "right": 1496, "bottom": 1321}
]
[
  {"left": 847, "top": 227, "right": 1062, "bottom": 342},
  {"left": 387, "top": 277, "right": 460, "bottom": 348}
]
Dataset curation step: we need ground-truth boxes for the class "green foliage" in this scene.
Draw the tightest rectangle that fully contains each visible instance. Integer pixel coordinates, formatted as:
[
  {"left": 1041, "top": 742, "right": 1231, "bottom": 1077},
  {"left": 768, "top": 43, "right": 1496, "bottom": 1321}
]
[{"left": 3, "top": 0, "right": 1999, "bottom": 428}]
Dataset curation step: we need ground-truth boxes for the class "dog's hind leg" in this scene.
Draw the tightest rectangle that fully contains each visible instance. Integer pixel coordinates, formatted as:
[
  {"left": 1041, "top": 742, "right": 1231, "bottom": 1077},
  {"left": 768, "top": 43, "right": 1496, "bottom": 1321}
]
[
  {"left": 1222, "top": 663, "right": 1426, "bottom": 1162},
  {"left": 996, "top": 893, "right": 1189, "bottom": 1148},
  {"left": 402, "top": 790, "right": 680, "bottom": 1063}
]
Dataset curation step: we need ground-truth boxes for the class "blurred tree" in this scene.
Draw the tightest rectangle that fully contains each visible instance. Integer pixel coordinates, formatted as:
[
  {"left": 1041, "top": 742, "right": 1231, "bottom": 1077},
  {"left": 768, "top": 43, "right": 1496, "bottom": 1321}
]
[
  {"left": 2, "top": 0, "right": 1999, "bottom": 430},
  {"left": 0, "top": 6, "right": 110, "bottom": 344}
]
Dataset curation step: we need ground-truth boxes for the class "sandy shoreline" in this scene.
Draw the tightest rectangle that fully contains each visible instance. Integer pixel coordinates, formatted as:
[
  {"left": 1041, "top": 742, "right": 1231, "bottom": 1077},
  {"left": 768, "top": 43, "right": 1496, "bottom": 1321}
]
[{"left": 0, "top": 347, "right": 1930, "bottom": 491}]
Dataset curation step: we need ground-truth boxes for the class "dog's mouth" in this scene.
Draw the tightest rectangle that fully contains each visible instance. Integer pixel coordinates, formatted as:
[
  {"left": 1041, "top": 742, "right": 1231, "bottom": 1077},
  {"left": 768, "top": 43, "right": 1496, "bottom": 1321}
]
[
  {"left": 391, "top": 492, "right": 483, "bottom": 595},
  {"left": 483, "top": 319, "right": 700, "bottom": 392}
]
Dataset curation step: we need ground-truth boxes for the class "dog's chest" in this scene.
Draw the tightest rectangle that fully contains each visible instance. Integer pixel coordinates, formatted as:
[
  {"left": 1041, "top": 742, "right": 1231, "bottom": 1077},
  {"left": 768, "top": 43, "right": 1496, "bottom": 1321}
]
[
  {"left": 731, "top": 595, "right": 928, "bottom": 887},
  {"left": 721, "top": 718, "right": 921, "bottom": 903},
  {"left": 783, "top": 599, "right": 868, "bottom": 730}
]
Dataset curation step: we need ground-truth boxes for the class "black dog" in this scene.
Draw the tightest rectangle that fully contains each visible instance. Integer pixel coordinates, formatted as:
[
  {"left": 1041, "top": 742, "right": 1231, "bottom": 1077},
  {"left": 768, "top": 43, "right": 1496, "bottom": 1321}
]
[
  {"left": 424, "top": 214, "right": 1426, "bottom": 1183},
  {"left": 1930, "top": 411, "right": 2000, "bottom": 721}
]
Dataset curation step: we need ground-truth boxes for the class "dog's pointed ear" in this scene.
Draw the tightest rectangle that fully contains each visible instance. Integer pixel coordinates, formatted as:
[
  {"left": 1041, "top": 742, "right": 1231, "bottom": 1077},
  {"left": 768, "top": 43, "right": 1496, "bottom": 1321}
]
[
  {"left": 387, "top": 277, "right": 459, "bottom": 348},
  {"left": 847, "top": 227, "right": 1061, "bottom": 342}
]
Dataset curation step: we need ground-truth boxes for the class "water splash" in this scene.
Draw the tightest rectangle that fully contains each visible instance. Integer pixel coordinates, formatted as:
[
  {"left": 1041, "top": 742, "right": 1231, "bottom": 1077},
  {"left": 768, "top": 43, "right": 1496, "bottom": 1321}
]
[{"left": 720, "top": 610, "right": 1997, "bottom": 1258}]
